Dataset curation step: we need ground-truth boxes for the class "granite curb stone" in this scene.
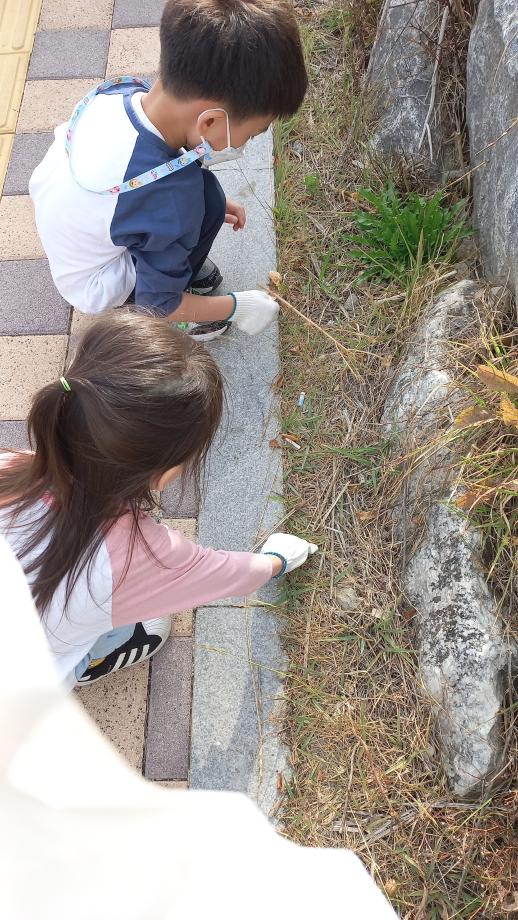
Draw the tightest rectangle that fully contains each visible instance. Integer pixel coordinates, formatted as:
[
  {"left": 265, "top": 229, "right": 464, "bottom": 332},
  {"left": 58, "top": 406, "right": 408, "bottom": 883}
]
[{"left": 144, "top": 637, "right": 193, "bottom": 781}]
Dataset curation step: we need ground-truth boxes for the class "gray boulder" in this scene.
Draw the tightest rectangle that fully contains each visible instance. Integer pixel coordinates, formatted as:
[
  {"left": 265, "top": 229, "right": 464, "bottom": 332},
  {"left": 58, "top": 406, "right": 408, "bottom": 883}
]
[
  {"left": 367, "top": 0, "right": 448, "bottom": 171},
  {"left": 383, "top": 280, "right": 508, "bottom": 796},
  {"left": 467, "top": 0, "right": 518, "bottom": 299}
]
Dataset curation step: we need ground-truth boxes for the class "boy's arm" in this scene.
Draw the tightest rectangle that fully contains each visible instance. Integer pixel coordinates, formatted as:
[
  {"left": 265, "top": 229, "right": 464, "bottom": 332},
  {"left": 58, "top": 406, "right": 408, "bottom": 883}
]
[{"left": 168, "top": 291, "right": 234, "bottom": 323}]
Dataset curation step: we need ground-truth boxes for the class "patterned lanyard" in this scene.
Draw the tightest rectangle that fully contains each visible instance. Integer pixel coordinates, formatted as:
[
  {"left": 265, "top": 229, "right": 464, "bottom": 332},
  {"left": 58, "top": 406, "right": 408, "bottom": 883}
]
[{"left": 64, "top": 76, "right": 210, "bottom": 196}]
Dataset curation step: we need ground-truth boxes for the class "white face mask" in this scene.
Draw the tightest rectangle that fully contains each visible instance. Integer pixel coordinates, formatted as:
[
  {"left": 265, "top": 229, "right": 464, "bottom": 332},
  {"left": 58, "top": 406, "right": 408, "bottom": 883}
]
[{"left": 197, "top": 108, "right": 247, "bottom": 166}]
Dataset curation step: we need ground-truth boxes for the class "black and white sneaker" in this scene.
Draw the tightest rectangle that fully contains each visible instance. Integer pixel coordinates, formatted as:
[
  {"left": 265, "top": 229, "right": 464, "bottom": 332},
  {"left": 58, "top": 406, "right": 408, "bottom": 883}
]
[
  {"left": 188, "top": 258, "right": 223, "bottom": 295},
  {"left": 76, "top": 618, "right": 171, "bottom": 686}
]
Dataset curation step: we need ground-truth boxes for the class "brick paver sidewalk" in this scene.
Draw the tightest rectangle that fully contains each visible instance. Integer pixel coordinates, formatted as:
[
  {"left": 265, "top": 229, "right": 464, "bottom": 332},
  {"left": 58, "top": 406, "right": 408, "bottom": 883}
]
[{"left": 1, "top": 0, "right": 286, "bottom": 808}]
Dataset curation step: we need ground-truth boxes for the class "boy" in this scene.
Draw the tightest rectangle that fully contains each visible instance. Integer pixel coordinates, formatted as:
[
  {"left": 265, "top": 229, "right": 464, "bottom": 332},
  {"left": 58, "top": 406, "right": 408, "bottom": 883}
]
[{"left": 29, "top": 0, "right": 308, "bottom": 340}]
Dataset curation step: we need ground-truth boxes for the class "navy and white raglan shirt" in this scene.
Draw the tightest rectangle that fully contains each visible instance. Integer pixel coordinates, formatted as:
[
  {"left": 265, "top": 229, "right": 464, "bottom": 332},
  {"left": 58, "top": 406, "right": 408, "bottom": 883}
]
[{"left": 29, "top": 81, "right": 224, "bottom": 316}]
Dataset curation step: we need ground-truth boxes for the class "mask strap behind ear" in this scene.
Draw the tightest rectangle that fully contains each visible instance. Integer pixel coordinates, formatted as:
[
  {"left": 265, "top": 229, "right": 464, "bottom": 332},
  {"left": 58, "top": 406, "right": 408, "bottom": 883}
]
[{"left": 197, "top": 107, "right": 231, "bottom": 148}]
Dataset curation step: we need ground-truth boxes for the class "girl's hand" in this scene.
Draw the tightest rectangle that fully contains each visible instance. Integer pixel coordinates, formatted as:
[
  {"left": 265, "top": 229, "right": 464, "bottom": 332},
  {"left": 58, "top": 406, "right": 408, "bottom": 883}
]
[
  {"left": 261, "top": 533, "right": 318, "bottom": 577},
  {"left": 225, "top": 199, "right": 246, "bottom": 231}
]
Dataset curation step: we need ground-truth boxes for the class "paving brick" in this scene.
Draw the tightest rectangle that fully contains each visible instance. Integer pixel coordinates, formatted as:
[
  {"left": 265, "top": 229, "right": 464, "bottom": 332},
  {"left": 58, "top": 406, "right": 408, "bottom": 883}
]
[
  {"left": 28, "top": 29, "right": 110, "bottom": 80},
  {"left": 190, "top": 605, "right": 288, "bottom": 812},
  {"left": 0, "top": 420, "right": 30, "bottom": 450},
  {"left": 112, "top": 0, "right": 165, "bottom": 27},
  {"left": 0, "top": 0, "right": 42, "bottom": 53},
  {"left": 107, "top": 27, "right": 159, "bottom": 78},
  {"left": 0, "top": 52, "right": 30, "bottom": 134},
  {"left": 161, "top": 473, "right": 199, "bottom": 519},
  {"left": 0, "top": 260, "right": 70, "bottom": 334},
  {"left": 144, "top": 637, "right": 193, "bottom": 780},
  {"left": 154, "top": 780, "right": 188, "bottom": 789},
  {"left": 0, "top": 334, "right": 67, "bottom": 419},
  {"left": 75, "top": 660, "right": 149, "bottom": 772},
  {"left": 3, "top": 132, "right": 53, "bottom": 195},
  {"left": 0, "top": 195, "right": 43, "bottom": 260},
  {"left": 17, "top": 79, "right": 100, "bottom": 133},
  {"left": 39, "top": 0, "right": 114, "bottom": 30},
  {"left": 0, "top": 133, "right": 13, "bottom": 196}
]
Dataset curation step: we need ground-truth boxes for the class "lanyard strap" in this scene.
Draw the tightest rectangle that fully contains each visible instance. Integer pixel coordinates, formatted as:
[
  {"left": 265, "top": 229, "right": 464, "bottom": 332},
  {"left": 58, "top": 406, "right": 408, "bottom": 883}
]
[{"left": 64, "top": 76, "right": 210, "bottom": 196}]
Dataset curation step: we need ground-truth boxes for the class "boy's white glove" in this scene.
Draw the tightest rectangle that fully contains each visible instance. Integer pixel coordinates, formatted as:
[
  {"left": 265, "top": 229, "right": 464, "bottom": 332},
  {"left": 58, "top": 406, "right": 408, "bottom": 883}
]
[
  {"left": 261, "top": 532, "right": 318, "bottom": 576},
  {"left": 229, "top": 290, "right": 279, "bottom": 335}
]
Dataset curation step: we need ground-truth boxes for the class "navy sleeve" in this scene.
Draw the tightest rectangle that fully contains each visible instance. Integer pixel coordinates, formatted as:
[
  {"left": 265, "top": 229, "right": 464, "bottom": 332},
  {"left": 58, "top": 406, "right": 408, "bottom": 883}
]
[{"left": 110, "top": 136, "right": 206, "bottom": 316}]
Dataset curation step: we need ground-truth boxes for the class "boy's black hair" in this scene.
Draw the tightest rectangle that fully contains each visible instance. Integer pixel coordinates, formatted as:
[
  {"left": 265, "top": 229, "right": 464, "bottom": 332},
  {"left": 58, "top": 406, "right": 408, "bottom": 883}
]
[{"left": 160, "top": 0, "right": 308, "bottom": 119}]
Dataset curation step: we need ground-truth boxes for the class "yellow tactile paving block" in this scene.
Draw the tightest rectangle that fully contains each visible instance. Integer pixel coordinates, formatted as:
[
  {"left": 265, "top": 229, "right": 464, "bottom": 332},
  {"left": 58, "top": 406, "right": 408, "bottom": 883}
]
[
  {"left": 0, "top": 52, "right": 30, "bottom": 133},
  {"left": 0, "top": 334, "right": 68, "bottom": 419},
  {"left": 0, "top": 132, "right": 13, "bottom": 196},
  {"left": 0, "top": 195, "right": 44, "bottom": 260},
  {"left": 0, "top": 0, "right": 42, "bottom": 54},
  {"left": 107, "top": 27, "right": 160, "bottom": 78},
  {"left": 17, "top": 78, "right": 101, "bottom": 133}
]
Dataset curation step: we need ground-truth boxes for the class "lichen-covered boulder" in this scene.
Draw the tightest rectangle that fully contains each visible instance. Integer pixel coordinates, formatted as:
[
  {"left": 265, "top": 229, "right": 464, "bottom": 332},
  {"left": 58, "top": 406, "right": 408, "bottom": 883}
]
[
  {"left": 467, "top": 0, "right": 518, "bottom": 299},
  {"left": 383, "top": 280, "right": 508, "bottom": 796},
  {"left": 367, "top": 0, "right": 446, "bottom": 171}
]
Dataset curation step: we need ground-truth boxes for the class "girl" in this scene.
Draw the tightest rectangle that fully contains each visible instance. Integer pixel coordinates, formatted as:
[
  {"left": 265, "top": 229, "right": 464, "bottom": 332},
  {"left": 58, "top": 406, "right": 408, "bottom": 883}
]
[{"left": 0, "top": 312, "right": 316, "bottom": 690}]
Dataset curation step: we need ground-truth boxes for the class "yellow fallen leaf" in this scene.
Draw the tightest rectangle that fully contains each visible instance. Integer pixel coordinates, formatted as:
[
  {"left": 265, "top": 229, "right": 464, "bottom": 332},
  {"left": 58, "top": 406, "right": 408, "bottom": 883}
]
[
  {"left": 499, "top": 395, "right": 518, "bottom": 429},
  {"left": 476, "top": 364, "right": 518, "bottom": 394},
  {"left": 268, "top": 270, "right": 282, "bottom": 287},
  {"left": 455, "top": 488, "right": 498, "bottom": 510},
  {"left": 453, "top": 405, "right": 493, "bottom": 427}
]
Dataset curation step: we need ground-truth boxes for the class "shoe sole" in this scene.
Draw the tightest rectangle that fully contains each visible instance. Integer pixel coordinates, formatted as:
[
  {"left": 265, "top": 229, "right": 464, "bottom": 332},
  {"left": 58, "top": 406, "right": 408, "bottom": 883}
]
[{"left": 188, "top": 320, "right": 232, "bottom": 342}]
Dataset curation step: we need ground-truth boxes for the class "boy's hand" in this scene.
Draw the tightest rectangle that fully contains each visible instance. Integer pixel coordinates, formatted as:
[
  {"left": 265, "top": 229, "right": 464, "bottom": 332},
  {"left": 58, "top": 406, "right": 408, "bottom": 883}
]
[
  {"left": 230, "top": 290, "right": 279, "bottom": 334},
  {"left": 225, "top": 199, "right": 246, "bottom": 231}
]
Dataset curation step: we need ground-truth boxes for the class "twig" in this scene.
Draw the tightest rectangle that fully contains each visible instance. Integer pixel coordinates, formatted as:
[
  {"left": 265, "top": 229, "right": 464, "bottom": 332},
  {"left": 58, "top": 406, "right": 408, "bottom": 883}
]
[
  {"left": 262, "top": 286, "right": 360, "bottom": 378},
  {"left": 418, "top": 6, "right": 450, "bottom": 158}
]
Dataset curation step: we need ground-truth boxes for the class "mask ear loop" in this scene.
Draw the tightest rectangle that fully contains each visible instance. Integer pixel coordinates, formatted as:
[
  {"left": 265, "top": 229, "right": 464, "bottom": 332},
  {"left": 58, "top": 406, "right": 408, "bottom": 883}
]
[{"left": 197, "top": 107, "right": 232, "bottom": 149}]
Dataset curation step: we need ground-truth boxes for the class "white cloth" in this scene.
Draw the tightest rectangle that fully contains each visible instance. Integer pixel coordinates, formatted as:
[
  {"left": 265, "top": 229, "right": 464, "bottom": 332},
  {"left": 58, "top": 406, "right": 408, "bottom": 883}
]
[{"left": 0, "top": 536, "right": 397, "bottom": 920}]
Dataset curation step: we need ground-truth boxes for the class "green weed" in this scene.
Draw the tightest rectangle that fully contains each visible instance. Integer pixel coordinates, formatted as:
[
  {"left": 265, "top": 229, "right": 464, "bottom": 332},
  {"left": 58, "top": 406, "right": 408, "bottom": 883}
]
[{"left": 344, "top": 182, "right": 471, "bottom": 285}]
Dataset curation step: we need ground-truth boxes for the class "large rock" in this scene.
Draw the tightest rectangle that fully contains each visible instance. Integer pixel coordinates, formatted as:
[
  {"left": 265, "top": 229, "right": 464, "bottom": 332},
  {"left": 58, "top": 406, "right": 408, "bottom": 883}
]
[
  {"left": 467, "top": 0, "right": 518, "bottom": 299},
  {"left": 367, "top": 0, "right": 448, "bottom": 171},
  {"left": 383, "top": 280, "right": 509, "bottom": 796}
]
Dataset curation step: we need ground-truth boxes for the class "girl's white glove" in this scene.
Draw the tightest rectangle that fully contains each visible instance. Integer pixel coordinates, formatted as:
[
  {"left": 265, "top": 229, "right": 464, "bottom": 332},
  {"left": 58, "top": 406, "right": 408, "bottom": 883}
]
[
  {"left": 261, "top": 532, "right": 318, "bottom": 576},
  {"left": 229, "top": 290, "right": 279, "bottom": 335}
]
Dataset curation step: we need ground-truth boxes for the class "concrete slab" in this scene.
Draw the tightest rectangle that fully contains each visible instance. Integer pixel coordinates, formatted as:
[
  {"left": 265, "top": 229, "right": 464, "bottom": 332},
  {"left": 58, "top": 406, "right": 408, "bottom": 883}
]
[
  {"left": 3, "top": 132, "right": 53, "bottom": 195},
  {"left": 0, "top": 134, "right": 14, "bottom": 197},
  {"left": 17, "top": 79, "right": 101, "bottom": 133},
  {"left": 38, "top": 0, "right": 114, "bottom": 31},
  {"left": 0, "top": 0, "right": 42, "bottom": 54},
  {"left": 0, "top": 195, "right": 43, "bottom": 261},
  {"left": 0, "top": 52, "right": 30, "bottom": 133},
  {"left": 144, "top": 637, "right": 193, "bottom": 780},
  {"left": 190, "top": 605, "right": 288, "bottom": 813},
  {"left": 0, "top": 420, "right": 30, "bottom": 450},
  {"left": 107, "top": 27, "right": 159, "bottom": 78},
  {"left": 0, "top": 260, "right": 70, "bottom": 334},
  {"left": 210, "top": 129, "right": 274, "bottom": 175},
  {"left": 112, "top": 0, "right": 165, "bottom": 27},
  {"left": 0, "top": 334, "right": 67, "bottom": 419},
  {"left": 75, "top": 660, "right": 149, "bottom": 772},
  {"left": 28, "top": 29, "right": 110, "bottom": 80}
]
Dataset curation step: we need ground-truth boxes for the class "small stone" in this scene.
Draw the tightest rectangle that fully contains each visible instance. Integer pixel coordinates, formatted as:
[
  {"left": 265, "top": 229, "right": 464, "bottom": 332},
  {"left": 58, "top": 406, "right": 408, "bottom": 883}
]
[
  {"left": 452, "top": 261, "right": 471, "bottom": 279},
  {"left": 341, "top": 292, "right": 359, "bottom": 316},
  {"left": 336, "top": 586, "right": 360, "bottom": 612},
  {"left": 291, "top": 141, "right": 304, "bottom": 159}
]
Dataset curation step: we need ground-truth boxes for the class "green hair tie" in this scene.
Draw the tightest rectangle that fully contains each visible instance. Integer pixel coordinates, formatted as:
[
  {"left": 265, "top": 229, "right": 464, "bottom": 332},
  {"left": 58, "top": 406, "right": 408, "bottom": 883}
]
[{"left": 60, "top": 376, "right": 71, "bottom": 393}]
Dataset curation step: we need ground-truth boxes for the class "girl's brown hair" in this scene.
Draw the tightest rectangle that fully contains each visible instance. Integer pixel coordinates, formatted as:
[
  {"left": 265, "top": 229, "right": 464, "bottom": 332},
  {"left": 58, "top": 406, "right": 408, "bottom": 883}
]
[{"left": 0, "top": 311, "right": 223, "bottom": 614}]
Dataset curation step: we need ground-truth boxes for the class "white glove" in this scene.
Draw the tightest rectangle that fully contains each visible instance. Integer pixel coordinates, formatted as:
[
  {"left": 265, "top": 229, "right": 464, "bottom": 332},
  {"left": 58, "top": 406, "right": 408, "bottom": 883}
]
[
  {"left": 261, "top": 532, "right": 318, "bottom": 575},
  {"left": 229, "top": 290, "right": 279, "bottom": 335}
]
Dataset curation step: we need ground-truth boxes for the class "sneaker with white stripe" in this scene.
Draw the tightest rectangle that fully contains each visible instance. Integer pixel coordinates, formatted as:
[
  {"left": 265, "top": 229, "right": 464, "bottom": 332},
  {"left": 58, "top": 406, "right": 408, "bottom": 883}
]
[{"left": 76, "top": 618, "right": 171, "bottom": 686}]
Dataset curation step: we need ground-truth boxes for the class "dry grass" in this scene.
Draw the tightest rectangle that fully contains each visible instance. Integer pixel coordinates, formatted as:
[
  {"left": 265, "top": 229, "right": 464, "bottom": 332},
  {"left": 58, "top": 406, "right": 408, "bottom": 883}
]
[{"left": 273, "top": 2, "right": 517, "bottom": 917}]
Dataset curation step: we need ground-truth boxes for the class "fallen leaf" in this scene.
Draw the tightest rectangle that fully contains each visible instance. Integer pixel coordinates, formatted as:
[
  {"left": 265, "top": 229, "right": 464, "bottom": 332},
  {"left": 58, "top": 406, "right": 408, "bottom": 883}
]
[
  {"left": 401, "top": 607, "right": 416, "bottom": 622},
  {"left": 499, "top": 395, "right": 518, "bottom": 429},
  {"left": 476, "top": 364, "right": 518, "bottom": 394},
  {"left": 357, "top": 509, "right": 376, "bottom": 521},
  {"left": 502, "top": 891, "right": 518, "bottom": 912},
  {"left": 269, "top": 270, "right": 282, "bottom": 287},
  {"left": 269, "top": 439, "right": 281, "bottom": 450},
  {"left": 282, "top": 431, "right": 302, "bottom": 444},
  {"left": 271, "top": 373, "right": 284, "bottom": 392},
  {"left": 453, "top": 405, "right": 493, "bottom": 427},
  {"left": 385, "top": 880, "right": 397, "bottom": 898},
  {"left": 455, "top": 488, "right": 497, "bottom": 510},
  {"left": 276, "top": 772, "right": 285, "bottom": 792},
  {"left": 289, "top": 345, "right": 301, "bottom": 355}
]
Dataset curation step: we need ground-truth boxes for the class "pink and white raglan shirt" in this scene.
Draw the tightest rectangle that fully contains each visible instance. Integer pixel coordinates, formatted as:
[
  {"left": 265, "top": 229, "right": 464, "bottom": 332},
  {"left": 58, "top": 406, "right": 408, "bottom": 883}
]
[{"left": 0, "top": 465, "right": 273, "bottom": 690}]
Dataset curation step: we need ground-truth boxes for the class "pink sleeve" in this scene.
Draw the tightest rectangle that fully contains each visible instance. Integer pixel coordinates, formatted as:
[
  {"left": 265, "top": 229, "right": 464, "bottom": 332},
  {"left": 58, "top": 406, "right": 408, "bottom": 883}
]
[{"left": 107, "top": 515, "right": 274, "bottom": 628}]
